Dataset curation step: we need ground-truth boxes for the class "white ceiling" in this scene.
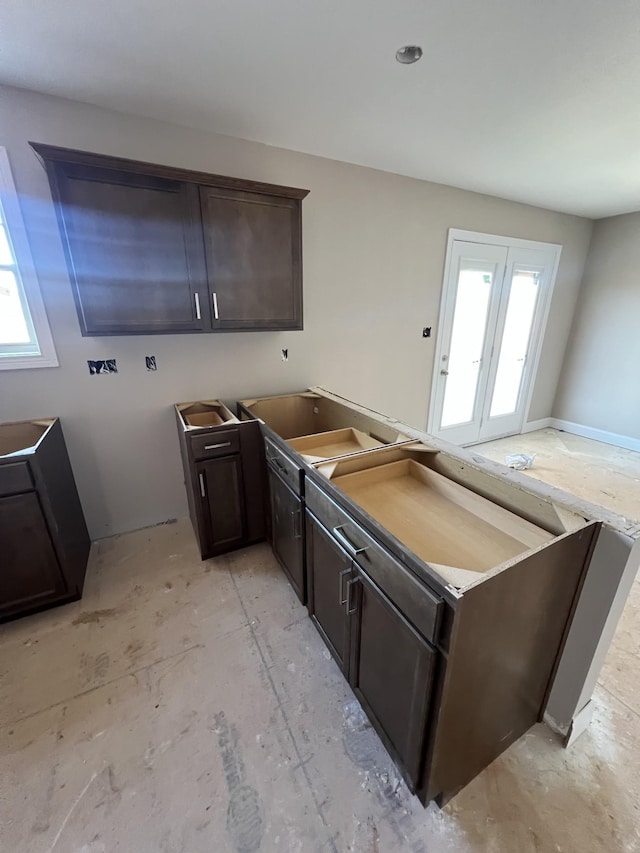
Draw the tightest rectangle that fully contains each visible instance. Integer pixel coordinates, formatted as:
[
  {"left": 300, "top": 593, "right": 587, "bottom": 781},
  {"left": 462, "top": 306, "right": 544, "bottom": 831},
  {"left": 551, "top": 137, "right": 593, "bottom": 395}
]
[{"left": 1, "top": 0, "right": 639, "bottom": 218}]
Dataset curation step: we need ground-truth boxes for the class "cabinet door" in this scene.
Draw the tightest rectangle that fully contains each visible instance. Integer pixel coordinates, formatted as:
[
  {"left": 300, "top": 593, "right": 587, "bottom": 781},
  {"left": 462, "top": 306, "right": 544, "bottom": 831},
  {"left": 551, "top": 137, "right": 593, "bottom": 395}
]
[
  {"left": 51, "top": 163, "right": 208, "bottom": 335},
  {"left": 349, "top": 569, "right": 436, "bottom": 790},
  {"left": 305, "top": 513, "right": 353, "bottom": 676},
  {"left": 200, "top": 186, "right": 302, "bottom": 331},
  {"left": 268, "top": 468, "right": 305, "bottom": 602},
  {"left": 0, "top": 493, "right": 66, "bottom": 615},
  {"left": 198, "top": 456, "right": 246, "bottom": 556}
]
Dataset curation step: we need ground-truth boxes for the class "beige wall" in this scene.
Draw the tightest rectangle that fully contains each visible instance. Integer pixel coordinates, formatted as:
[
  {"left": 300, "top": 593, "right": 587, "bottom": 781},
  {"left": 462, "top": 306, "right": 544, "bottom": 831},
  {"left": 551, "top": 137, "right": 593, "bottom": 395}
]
[
  {"left": 554, "top": 212, "right": 640, "bottom": 440},
  {"left": 0, "top": 85, "right": 593, "bottom": 538}
]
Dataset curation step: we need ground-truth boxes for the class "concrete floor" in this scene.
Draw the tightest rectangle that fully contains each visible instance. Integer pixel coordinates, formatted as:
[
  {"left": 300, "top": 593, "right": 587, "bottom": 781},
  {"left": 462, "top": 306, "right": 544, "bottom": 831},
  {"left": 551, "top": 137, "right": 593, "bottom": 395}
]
[{"left": 1, "top": 429, "right": 640, "bottom": 852}]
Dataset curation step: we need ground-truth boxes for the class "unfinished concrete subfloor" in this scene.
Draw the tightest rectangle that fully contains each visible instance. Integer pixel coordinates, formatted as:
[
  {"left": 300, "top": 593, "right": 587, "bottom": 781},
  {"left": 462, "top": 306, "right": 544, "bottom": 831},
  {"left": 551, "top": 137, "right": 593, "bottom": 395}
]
[
  {"left": 475, "top": 427, "right": 640, "bottom": 520},
  {"left": 2, "top": 431, "right": 640, "bottom": 853}
]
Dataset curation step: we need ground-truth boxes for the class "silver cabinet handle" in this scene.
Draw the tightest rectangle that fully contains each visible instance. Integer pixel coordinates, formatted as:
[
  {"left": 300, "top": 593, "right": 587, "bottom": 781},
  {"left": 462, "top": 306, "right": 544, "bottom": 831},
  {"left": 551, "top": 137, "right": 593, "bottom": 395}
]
[
  {"left": 194, "top": 292, "right": 201, "bottom": 320},
  {"left": 346, "top": 577, "right": 360, "bottom": 615},
  {"left": 332, "top": 525, "right": 366, "bottom": 559},
  {"left": 339, "top": 567, "right": 351, "bottom": 605},
  {"left": 198, "top": 472, "right": 206, "bottom": 497},
  {"left": 440, "top": 369, "right": 449, "bottom": 376},
  {"left": 204, "top": 442, "right": 231, "bottom": 451},
  {"left": 292, "top": 508, "right": 302, "bottom": 539},
  {"left": 212, "top": 292, "right": 219, "bottom": 320}
]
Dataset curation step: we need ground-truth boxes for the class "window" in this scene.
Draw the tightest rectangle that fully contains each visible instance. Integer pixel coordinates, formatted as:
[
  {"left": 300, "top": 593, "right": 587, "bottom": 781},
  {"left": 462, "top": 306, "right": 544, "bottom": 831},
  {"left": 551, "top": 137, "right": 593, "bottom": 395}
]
[{"left": 0, "top": 147, "right": 57, "bottom": 369}]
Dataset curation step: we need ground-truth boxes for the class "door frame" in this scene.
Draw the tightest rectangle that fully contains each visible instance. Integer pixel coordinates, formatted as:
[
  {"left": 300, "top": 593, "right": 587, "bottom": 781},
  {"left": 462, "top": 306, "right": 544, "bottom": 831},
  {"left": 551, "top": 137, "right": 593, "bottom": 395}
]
[{"left": 427, "top": 229, "right": 562, "bottom": 444}]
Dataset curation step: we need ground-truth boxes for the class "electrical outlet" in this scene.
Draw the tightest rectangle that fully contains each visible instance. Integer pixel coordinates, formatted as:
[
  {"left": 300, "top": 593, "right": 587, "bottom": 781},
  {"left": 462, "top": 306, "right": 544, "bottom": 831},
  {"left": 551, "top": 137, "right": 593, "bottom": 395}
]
[{"left": 88, "top": 359, "right": 117, "bottom": 375}]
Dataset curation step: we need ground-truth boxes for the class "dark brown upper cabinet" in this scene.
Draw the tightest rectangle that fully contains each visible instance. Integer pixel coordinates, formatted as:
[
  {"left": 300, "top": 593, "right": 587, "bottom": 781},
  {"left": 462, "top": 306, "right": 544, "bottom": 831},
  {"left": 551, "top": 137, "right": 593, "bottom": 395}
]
[
  {"left": 30, "top": 143, "right": 309, "bottom": 336},
  {"left": 200, "top": 186, "right": 303, "bottom": 331}
]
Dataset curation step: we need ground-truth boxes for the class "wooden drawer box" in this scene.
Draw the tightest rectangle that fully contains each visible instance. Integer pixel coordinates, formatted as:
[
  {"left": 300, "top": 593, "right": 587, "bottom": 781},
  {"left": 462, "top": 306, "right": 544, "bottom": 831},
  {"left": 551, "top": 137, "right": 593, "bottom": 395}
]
[
  {"left": 306, "top": 476, "right": 442, "bottom": 645},
  {"left": 238, "top": 391, "right": 412, "bottom": 462}
]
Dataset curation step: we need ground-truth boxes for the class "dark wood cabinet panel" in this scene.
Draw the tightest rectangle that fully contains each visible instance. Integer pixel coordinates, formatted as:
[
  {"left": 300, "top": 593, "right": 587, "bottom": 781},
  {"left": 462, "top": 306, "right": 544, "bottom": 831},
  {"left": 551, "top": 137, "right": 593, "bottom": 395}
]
[
  {"left": 0, "top": 492, "right": 67, "bottom": 613},
  {"left": 46, "top": 162, "right": 207, "bottom": 336},
  {"left": 306, "top": 512, "right": 353, "bottom": 676},
  {"left": 198, "top": 456, "right": 246, "bottom": 555},
  {"left": 0, "top": 418, "right": 90, "bottom": 622},
  {"left": 268, "top": 467, "right": 305, "bottom": 602},
  {"left": 200, "top": 187, "right": 302, "bottom": 331},
  {"left": 175, "top": 407, "right": 266, "bottom": 560},
  {"left": 32, "top": 143, "right": 308, "bottom": 336},
  {"left": 349, "top": 568, "right": 436, "bottom": 791}
]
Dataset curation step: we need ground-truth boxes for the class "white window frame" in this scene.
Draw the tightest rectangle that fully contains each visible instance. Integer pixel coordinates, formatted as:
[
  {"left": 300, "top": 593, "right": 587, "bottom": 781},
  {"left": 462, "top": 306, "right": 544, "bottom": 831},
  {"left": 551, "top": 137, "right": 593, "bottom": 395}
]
[{"left": 0, "top": 147, "right": 58, "bottom": 370}]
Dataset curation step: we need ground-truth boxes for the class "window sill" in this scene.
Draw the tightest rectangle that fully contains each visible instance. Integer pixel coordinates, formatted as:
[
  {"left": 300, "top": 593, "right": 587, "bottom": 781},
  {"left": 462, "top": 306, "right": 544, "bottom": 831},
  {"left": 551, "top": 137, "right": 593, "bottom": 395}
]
[{"left": 0, "top": 353, "right": 59, "bottom": 370}]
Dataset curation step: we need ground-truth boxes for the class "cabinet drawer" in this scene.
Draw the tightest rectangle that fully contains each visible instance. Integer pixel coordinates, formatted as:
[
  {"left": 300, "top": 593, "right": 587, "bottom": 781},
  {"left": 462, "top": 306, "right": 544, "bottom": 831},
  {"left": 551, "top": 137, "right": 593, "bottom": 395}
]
[
  {"left": 0, "top": 462, "right": 33, "bottom": 497},
  {"left": 265, "top": 436, "right": 302, "bottom": 496},
  {"left": 190, "top": 429, "right": 240, "bottom": 461},
  {"left": 306, "top": 477, "right": 442, "bottom": 644}
]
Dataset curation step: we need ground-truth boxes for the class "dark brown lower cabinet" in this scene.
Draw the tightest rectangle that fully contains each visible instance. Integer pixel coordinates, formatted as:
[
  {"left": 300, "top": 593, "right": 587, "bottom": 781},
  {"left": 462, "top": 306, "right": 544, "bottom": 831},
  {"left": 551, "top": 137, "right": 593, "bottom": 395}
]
[
  {"left": 268, "top": 465, "right": 305, "bottom": 602},
  {"left": 176, "top": 409, "right": 266, "bottom": 560},
  {"left": 0, "top": 417, "right": 90, "bottom": 622},
  {"left": 0, "top": 492, "right": 67, "bottom": 613},
  {"left": 305, "top": 511, "right": 436, "bottom": 792},
  {"left": 197, "top": 455, "right": 246, "bottom": 555},
  {"left": 349, "top": 568, "right": 436, "bottom": 790},
  {"left": 306, "top": 513, "right": 353, "bottom": 674}
]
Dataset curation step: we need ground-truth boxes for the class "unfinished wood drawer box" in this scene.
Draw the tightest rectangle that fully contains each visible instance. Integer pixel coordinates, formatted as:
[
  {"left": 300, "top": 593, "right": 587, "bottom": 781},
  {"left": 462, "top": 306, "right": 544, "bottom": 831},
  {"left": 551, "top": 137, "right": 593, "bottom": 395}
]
[{"left": 238, "top": 391, "right": 412, "bottom": 463}]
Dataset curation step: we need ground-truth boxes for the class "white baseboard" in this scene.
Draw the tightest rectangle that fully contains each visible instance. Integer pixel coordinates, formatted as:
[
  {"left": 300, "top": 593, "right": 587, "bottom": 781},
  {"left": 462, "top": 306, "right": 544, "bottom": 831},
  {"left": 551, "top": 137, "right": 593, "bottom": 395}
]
[
  {"left": 521, "top": 418, "right": 552, "bottom": 433},
  {"left": 549, "top": 418, "right": 640, "bottom": 453}
]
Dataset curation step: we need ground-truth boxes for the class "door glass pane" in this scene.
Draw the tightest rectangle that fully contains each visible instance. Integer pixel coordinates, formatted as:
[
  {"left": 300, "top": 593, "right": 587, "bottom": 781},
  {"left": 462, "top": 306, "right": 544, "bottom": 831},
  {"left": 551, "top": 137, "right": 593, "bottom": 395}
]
[
  {"left": 490, "top": 267, "right": 541, "bottom": 418},
  {"left": 0, "top": 269, "right": 32, "bottom": 345},
  {"left": 441, "top": 263, "right": 493, "bottom": 428}
]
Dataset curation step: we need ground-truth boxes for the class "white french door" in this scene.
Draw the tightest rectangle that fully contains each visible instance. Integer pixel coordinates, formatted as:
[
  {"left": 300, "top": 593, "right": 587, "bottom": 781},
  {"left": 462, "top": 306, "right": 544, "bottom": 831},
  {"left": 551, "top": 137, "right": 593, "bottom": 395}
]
[{"left": 428, "top": 232, "right": 561, "bottom": 446}]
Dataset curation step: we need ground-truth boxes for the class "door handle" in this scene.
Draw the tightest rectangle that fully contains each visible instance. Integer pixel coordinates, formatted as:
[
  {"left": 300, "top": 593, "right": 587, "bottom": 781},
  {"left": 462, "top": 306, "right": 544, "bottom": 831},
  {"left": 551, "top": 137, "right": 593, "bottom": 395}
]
[
  {"left": 212, "top": 292, "right": 219, "bottom": 320},
  {"left": 346, "top": 576, "right": 360, "bottom": 615},
  {"left": 291, "top": 508, "right": 302, "bottom": 539},
  {"left": 198, "top": 472, "right": 206, "bottom": 498},
  {"left": 338, "top": 567, "right": 351, "bottom": 605},
  {"left": 440, "top": 369, "right": 449, "bottom": 376},
  {"left": 194, "top": 292, "right": 201, "bottom": 320},
  {"left": 332, "top": 525, "right": 366, "bottom": 559}
]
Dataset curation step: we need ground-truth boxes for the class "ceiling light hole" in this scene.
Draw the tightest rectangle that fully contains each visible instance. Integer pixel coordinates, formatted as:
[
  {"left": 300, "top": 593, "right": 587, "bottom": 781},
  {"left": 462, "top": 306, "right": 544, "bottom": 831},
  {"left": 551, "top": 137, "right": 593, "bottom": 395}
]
[{"left": 396, "top": 45, "right": 423, "bottom": 65}]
